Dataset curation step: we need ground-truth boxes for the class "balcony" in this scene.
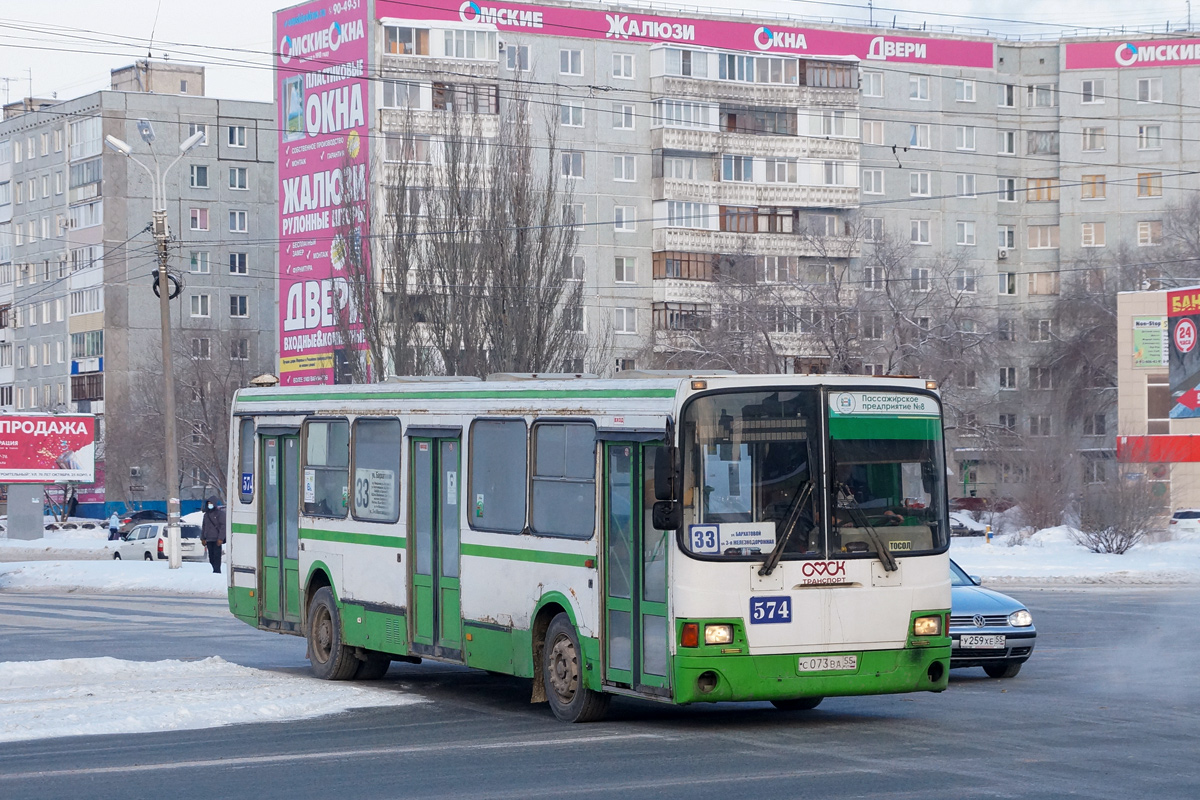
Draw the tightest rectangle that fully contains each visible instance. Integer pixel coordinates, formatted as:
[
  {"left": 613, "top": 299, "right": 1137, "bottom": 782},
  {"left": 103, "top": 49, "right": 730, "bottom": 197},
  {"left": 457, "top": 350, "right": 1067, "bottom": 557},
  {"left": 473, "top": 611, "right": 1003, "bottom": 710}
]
[
  {"left": 381, "top": 54, "right": 498, "bottom": 81},
  {"left": 653, "top": 127, "right": 858, "bottom": 161},
  {"left": 654, "top": 177, "right": 858, "bottom": 208},
  {"left": 379, "top": 108, "right": 499, "bottom": 138},
  {"left": 650, "top": 76, "right": 859, "bottom": 108},
  {"left": 653, "top": 228, "right": 860, "bottom": 259}
]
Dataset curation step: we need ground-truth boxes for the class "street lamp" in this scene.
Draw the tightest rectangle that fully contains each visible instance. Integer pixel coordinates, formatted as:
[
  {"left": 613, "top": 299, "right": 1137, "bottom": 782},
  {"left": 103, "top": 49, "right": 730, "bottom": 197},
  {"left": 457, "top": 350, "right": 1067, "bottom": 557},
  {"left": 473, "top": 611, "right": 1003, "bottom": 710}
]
[{"left": 105, "top": 120, "right": 205, "bottom": 569}]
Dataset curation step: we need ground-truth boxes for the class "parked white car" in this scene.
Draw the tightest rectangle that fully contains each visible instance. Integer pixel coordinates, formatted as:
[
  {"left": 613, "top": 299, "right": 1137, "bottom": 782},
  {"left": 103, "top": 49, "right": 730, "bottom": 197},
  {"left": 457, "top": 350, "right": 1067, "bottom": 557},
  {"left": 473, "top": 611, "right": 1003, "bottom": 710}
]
[
  {"left": 113, "top": 523, "right": 206, "bottom": 562},
  {"left": 1168, "top": 509, "right": 1200, "bottom": 535}
]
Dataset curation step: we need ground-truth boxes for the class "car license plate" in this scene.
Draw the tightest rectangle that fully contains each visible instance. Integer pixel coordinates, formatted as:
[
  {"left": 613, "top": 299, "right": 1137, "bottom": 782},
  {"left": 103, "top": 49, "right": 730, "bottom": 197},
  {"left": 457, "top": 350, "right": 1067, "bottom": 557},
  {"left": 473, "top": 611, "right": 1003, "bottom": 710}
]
[
  {"left": 797, "top": 655, "right": 858, "bottom": 672},
  {"left": 960, "top": 634, "right": 1005, "bottom": 649},
  {"left": 749, "top": 596, "right": 792, "bottom": 624}
]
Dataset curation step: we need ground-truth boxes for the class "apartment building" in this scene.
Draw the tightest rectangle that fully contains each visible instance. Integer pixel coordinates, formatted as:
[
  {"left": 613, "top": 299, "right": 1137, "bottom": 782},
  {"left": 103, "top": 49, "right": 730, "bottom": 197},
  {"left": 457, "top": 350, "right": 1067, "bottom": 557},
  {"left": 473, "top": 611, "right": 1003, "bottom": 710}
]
[
  {"left": 275, "top": 0, "right": 1200, "bottom": 497},
  {"left": 0, "top": 65, "right": 276, "bottom": 514}
]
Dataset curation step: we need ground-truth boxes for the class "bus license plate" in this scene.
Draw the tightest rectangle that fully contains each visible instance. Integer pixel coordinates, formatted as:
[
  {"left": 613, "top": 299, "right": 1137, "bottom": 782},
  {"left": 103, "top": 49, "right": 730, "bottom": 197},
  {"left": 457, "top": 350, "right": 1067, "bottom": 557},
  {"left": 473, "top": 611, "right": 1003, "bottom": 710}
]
[
  {"left": 960, "top": 634, "right": 1005, "bottom": 649},
  {"left": 797, "top": 655, "right": 858, "bottom": 672},
  {"left": 749, "top": 596, "right": 792, "bottom": 624}
]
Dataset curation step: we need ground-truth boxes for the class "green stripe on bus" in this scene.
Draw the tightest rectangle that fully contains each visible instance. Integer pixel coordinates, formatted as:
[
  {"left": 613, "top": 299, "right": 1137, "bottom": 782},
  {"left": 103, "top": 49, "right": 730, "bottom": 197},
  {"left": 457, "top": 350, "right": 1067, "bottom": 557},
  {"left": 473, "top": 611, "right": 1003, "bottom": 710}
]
[
  {"left": 230, "top": 522, "right": 257, "bottom": 534},
  {"left": 238, "top": 388, "right": 677, "bottom": 404},
  {"left": 300, "top": 527, "right": 407, "bottom": 549},
  {"left": 461, "top": 543, "right": 592, "bottom": 568},
  {"left": 828, "top": 416, "right": 943, "bottom": 441}
]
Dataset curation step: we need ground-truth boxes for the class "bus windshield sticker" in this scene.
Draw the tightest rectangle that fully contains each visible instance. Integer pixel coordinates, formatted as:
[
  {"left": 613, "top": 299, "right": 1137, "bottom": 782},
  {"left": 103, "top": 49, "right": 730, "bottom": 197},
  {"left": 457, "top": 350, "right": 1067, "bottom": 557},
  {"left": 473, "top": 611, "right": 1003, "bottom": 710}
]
[
  {"left": 303, "top": 469, "right": 315, "bottom": 503},
  {"left": 829, "top": 392, "right": 939, "bottom": 417},
  {"left": 355, "top": 468, "right": 396, "bottom": 518},
  {"left": 688, "top": 522, "right": 776, "bottom": 555},
  {"left": 446, "top": 472, "right": 457, "bottom": 504}
]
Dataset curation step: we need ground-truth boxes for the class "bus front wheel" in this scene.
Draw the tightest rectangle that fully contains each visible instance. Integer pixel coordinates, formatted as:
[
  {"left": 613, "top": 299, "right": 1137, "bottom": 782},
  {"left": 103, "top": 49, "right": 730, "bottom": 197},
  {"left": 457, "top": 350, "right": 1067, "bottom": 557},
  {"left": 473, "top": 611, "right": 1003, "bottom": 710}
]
[
  {"left": 771, "top": 697, "right": 823, "bottom": 711},
  {"left": 543, "top": 613, "right": 610, "bottom": 723},
  {"left": 307, "top": 586, "right": 358, "bottom": 680}
]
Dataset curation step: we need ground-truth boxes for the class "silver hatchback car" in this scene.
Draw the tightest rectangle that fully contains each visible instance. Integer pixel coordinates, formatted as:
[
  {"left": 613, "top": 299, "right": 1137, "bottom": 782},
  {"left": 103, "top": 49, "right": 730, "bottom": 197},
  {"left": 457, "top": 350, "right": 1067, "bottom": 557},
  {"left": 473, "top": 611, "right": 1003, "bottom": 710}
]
[{"left": 950, "top": 559, "right": 1036, "bottom": 678}]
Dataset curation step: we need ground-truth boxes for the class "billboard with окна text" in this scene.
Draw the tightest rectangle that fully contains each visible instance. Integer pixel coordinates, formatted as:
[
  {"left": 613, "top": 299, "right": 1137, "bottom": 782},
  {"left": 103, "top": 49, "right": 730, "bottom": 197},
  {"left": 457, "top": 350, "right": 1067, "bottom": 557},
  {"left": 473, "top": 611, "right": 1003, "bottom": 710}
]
[{"left": 0, "top": 415, "right": 96, "bottom": 483}]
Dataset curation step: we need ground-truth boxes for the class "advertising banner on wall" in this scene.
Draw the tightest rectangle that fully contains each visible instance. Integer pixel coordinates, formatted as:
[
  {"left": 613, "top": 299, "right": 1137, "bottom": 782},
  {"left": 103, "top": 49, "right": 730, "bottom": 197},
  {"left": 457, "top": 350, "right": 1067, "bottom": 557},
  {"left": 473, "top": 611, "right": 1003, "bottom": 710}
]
[
  {"left": 1167, "top": 287, "right": 1200, "bottom": 417},
  {"left": 374, "top": 0, "right": 994, "bottom": 68},
  {"left": 1066, "top": 39, "right": 1200, "bottom": 70},
  {"left": 1133, "top": 316, "right": 1168, "bottom": 369},
  {"left": 276, "top": 0, "right": 371, "bottom": 386},
  {"left": 0, "top": 415, "right": 96, "bottom": 483}
]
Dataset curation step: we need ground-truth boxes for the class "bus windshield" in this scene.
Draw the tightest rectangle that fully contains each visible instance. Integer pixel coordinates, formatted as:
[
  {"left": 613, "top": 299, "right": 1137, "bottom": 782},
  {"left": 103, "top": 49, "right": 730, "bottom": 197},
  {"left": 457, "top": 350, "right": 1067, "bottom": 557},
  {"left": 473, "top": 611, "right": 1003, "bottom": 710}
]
[{"left": 679, "top": 388, "right": 948, "bottom": 561}]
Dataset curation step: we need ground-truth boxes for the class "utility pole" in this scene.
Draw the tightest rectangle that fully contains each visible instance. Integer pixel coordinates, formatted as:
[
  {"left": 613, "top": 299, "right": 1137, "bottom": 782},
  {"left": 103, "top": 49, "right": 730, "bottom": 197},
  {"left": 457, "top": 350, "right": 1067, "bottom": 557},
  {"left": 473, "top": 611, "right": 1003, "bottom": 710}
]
[{"left": 106, "top": 121, "right": 204, "bottom": 568}]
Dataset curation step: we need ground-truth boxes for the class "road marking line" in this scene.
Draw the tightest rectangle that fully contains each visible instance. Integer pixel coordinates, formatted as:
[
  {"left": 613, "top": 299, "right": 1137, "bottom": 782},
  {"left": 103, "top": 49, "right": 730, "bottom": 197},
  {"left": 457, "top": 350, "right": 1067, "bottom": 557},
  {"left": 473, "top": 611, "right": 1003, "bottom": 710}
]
[{"left": 0, "top": 733, "right": 665, "bottom": 780}]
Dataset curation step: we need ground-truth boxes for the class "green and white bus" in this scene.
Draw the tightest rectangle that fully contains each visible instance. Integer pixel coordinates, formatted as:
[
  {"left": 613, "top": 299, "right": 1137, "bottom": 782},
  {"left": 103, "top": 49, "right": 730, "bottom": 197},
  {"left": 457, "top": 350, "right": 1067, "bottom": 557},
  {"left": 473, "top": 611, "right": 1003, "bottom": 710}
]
[{"left": 226, "top": 373, "right": 951, "bottom": 721}]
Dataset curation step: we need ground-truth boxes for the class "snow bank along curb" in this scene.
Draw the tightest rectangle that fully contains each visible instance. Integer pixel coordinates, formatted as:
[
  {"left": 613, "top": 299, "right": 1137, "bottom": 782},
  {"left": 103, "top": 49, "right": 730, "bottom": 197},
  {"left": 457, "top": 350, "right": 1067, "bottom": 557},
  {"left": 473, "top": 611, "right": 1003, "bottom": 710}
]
[
  {"left": 0, "top": 561, "right": 227, "bottom": 596},
  {"left": 0, "top": 656, "right": 424, "bottom": 743}
]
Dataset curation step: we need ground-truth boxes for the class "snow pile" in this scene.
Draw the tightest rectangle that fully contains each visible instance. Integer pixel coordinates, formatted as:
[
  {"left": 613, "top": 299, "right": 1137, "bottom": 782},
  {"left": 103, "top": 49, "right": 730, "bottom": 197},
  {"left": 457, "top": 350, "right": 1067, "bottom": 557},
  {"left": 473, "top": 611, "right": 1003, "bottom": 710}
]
[
  {"left": 952, "top": 527, "right": 1200, "bottom": 584},
  {"left": 0, "top": 656, "right": 423, "bottom": 743},
  {"left": 0, "top": 525, "right": 115, "bottom": 561},
  {"left": 0, "top": 560, "right": 227, "bottom": 596}
]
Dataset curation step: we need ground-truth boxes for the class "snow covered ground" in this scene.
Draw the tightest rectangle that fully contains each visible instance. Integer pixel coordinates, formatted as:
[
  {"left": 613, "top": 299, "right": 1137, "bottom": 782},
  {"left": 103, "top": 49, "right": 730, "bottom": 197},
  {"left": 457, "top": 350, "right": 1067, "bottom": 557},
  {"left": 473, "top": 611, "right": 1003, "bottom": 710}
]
[
  {"left": 0, "top": 656, "right": 423, "bottom": 743},
  {"left": 0, "top": 559, "right": 227, "bottom": 595},
  {"left": 952, "top": 527, "right": 1200, "bottom": 584}
]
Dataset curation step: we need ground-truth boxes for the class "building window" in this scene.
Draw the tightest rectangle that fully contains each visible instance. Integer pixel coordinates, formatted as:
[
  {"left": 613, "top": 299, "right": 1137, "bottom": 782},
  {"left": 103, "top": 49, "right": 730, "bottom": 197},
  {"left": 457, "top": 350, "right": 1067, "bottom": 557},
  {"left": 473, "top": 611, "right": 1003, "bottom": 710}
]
[
  {"left": 1138, "top": 124, "right": 1162, "bottom": 150},
  {"left": 954, "top": 268, "right": 976, "bottom": 292},
  {"left": 383, "top": 79, "right": 420, "bottom": 109},
  {"left": 1081, "top": 79, "right": 1104, "bottom": 103},
  {"left": 191, "top": 337, "right": 211, "bottom": 360},
  {"left": 862, "top": 169, "right": 884, "bottom": 194},
  {"left": 1028, "top": 225, "right": 1060, "bottom": 249},
  {"left": 722, "top": 154, "right": 753, "bottom": 182},
  {"left": 1137, "top": 77, "right": 1162, "bottom": 103},
  {"left": 1138, "top": 220, "right": 1163, "bottom": 246},
  {"left": 1081, "top": 222, "right": 1106, "bottom": 247},
  {"left": 189, "top": 251, "right": 210, "bottom": 274},
  {"left": 1082, "top": 126, "right": 1105, "bottom": 151},
  {"left": 863, "top": 217, "right": 883, "bottom": 242},
  {"left": 765, "top": 158, "right": 798, "bottom": 184},
  {"left": 956, "top": 221, "right": 976, "bottom": 246},
  {"left": 955, "top": 79, "right": 976, "bottom": 102},
  {"left": 997, "top": 177, "right": 1016, "bottom": 202},
  {"left": 1081, "top": 174, "right": 1106, "bottom": 199},
  {"left": 720, "top": 206, "right": 756, "bottom": 233},
  {"left": 910, "top": 219, "right": 930, "bottom": 244},
  {"left": 1000, "top": 366, "right": 1017, "bottom": 389},
  {"left": 561, "top": 151, "right": 584, "bottom": 178},
  {"left": 1027, "top": 131, "right": 1059, "bottom": 154},
  {"left": 1029, "top": 415, "right": 1052, "bottom": 436},
  {"left": 862, "top": 70, "right": 883, "bottom": 97},
  {"left": 1027, "top": 272, "right": 1061, "bottom": 295},
  {"left": 227, "top": 252, "right": 247, "bottom": 275},
  {"left": 910, "top": 267, "right": 930, "bottom": 291},
  {"left": 561, "top": 203, "right": 584, "bottom": 230},
  {"left": 229, "top": 167, "right": 248, "bottom": 190},
  {"left": 230, "top": 295, "right": 249, "bottom": 318},
  {"left": 444, "top": 30, "right": 498, "bottom": 60},
  {"left": 189, "top": 164, "right": 208, "bottom": 188},
  {"left": 384, "top": 25, "right": 430, "bottom": 55},
  {"left": 1084, "top": 414, "right": 1107, "bottom": 436},
  {"left": 613, "top": 154, "right": 635, "bottom": 182},
  {"left": 613, "top": 206, "right": 636, "bottom": 232},
  {"left": 188, "top": 122, "right": 208, "bottom": 145},
  {"left": 666, "top": 201, "right": 710, "bottom": 229},
  {"left": 1137, "top": 172, "right": 1163, "bottom": 198},
  {"left": 1027, "top": 178, "right": 1059, "bottom": 202},
  {"left": 614, "top": 307, "right": 637, "bottom": 334},
  {"left": 909, "top": 171, "right": 931, "bottom": 197},
  {"left": 563, "top": 255, "right": 585, "bottom": 282},
  {"left": 998, "top": 413, "right": 1016, "bottom": 432},
  {"left": 909, "top": 75, "right": 929, "bottom": 100},
  {"left": 861, "top": 120, "right": 884, "bottom": 145},
  {"left": 229, "top": 210, "right": 248, "bottom": 232},
  {"left": 862, "top": 313, "right": 885, "bottom": 340},
  {"left": 231, "top": 338, "right": 250, "bottom": 361},
  {"left": 653, "top": 251, "right": 714, "bottom": 280},
  {"left": 908, "top": 124, "right": 930, "bottom": 149},
  {"left": 956, "top": 126, "right": 976, "bottom": 150},
  {"left": 998, "top": 271, "right": 1017, "bottom": 295},
  {"left": 665, "top": 47, "right": 707, "bottom": 78},
  {"left": 190, "top": 208, "right": 208, "bottom": 231},
  {"left": 559, "top": 101, "right": 584, "bottom": 127},
  {"left": 822, "top": 161, "right": 845, "bottom": 185},
  {"left": 612, "top": 52, "right": 634, "bottom": 79},
  {"left": 71, "top": 373, "right": 103, "bottom": 401},
  {"left": 822, "top": 110, "right": 848, "bottom": 137},
  {"left": 560, "top": 49, "right": 583, "bottom": 75},
  {"left": 1030, "top": 319, "right": 1053, "bottom": 342},
  {"left": 227, "top": 125, "right": 247, "bottom": 147},
  {"left": 956, "top": 174, "right": 976, "bottom": 197},
  {"left": 506, "top": 45, "right": 530, "bottom": 71},
  {"left": 1026, "top": 83, "right": 1057, "bottom": 107},
  {"left": 997, "top": 130, "right": 1016, "bottom": 154},
  {"left": 190, "top": 294, "right": 210, "bottom": 318}
]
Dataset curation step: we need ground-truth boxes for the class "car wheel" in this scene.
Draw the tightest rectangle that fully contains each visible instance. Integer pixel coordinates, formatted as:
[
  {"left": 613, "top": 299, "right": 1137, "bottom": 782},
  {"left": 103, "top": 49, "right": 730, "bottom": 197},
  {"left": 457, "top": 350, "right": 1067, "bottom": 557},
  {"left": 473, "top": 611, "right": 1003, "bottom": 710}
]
[
  {"left": 984, "top": 661, "right": 1022, "bottom": 679},
  {"left": 542, "top": 613, "right": 610, "bottom": 723},
  {"left": 143, "top": 552, "right": 153, "bottom": 561},
  {"left": 307, "top": 586, "right": 358, "bottom": 680},
  {"left": 113, "top": 552, "right": 122, "bottom": 560},
  {"left": 771, "top": 697, "right": 823, "bottom": 711}
]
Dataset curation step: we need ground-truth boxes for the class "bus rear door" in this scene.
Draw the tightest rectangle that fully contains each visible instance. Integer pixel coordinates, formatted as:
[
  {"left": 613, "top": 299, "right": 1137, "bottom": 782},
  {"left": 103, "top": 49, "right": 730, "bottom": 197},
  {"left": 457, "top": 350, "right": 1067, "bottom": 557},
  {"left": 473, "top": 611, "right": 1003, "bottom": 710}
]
[
  {"left": 409, "top": 436, "right": 463, "bottom": 660},
  {"left": 261, "top": 434, "right": 302, "bottom": 629}
]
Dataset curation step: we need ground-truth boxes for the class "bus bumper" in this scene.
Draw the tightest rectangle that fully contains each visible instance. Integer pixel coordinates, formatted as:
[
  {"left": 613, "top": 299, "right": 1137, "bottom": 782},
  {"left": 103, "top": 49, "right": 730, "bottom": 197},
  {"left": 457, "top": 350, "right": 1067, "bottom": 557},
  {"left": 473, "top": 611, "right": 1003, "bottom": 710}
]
[{"left": 672, "top": 645, "right": 951, "bottom": 704}]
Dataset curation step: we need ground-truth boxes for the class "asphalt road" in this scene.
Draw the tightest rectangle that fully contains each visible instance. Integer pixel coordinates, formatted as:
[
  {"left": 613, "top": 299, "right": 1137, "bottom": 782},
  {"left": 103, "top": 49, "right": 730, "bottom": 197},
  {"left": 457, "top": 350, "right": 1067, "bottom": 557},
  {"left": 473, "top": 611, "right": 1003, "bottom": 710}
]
[{"left": 1, "top": 586, "right": 1197, "bottom": 800}]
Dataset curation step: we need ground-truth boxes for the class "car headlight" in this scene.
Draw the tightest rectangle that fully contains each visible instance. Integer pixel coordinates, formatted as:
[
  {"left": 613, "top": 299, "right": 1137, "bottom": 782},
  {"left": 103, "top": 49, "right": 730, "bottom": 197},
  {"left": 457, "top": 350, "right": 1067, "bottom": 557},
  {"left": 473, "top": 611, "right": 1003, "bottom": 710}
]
[
  {"left": 913, "top": 615, "right": 942, "bottom": 636},
  {"left": 1008, "top": 609, "right": 1033, "bottom": 627},
  {"left": 704, "top": 624, "right": 733, "bottom": 645}
]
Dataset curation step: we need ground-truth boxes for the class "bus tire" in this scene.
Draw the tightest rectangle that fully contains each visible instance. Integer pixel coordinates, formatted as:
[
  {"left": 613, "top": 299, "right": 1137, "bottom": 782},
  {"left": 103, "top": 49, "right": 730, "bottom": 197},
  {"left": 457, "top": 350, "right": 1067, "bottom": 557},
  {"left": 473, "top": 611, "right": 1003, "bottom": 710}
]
[
  {"left": 543, "top": 613, "right": 610, "bottom": 723},
  {"left": 307, "top": 586, "right": 358, "bottom": 680},
  {"left": 771, "top": 697, "right": 823, "bottom": 711},
  {"left": 355, "top": 652, "right": 391, "bottom": 680}
]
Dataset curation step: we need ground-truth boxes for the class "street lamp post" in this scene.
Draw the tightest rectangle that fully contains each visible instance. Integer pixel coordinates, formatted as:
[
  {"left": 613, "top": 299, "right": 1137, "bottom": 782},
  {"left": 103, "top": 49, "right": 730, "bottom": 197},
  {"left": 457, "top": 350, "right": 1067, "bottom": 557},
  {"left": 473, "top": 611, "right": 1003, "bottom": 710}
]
[{"left": 106, "top": 122, "right": 204, "bottom": 569}]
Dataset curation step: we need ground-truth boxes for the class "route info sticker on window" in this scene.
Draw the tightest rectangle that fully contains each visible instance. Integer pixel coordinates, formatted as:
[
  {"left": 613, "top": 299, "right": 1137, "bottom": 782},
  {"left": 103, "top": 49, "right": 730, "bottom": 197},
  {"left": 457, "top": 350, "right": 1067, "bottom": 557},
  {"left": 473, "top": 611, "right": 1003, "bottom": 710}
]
[{"left": 688, "top": 522, "right": 776, "bottom": 555}]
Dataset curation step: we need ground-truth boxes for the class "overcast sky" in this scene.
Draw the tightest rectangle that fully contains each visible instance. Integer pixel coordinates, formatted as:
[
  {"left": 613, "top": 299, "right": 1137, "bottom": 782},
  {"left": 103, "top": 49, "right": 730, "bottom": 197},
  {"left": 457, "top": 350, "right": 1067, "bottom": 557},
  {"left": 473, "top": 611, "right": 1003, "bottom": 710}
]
[{"left": 0, "top": 0, "right": 1192, "bottom": 104}]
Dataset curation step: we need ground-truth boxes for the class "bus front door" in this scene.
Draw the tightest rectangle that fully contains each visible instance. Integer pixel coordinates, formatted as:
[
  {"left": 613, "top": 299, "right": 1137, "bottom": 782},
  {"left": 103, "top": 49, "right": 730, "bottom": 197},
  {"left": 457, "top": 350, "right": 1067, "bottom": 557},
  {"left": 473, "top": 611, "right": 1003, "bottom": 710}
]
[
  {"left": 409, "top": 437, "right": 463, "bottom": 660},
  {"left": 603, "top": 443, "right": 670, "bottom": 695},
  {"left": 260, "top": 434, "right": 301, "bottom": 629}
]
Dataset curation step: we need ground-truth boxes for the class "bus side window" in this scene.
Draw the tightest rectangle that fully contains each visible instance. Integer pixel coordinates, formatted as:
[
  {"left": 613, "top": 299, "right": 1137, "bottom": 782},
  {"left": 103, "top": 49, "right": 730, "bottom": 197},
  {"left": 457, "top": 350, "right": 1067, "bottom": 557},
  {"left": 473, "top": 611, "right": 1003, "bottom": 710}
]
[
  {"left": 303, "top": 419, "right": 350, "bottom": 517},
  {"left": 351, "top": 418, "right": 402, "bottom": 523},
  {"left": 469, "top": 419, "right": 528, "bottom": 534},
  {"left": 530, "top": 421, "right": 596, "bottom": 539},
  {"left": 238, "top": 418, "right": 254, "bottom": 504}
]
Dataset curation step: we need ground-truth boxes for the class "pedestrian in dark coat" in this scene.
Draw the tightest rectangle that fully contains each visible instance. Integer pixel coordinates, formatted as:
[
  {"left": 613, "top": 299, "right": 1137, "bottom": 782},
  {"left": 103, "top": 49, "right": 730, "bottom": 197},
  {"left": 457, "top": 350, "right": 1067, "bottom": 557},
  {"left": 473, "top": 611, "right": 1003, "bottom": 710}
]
[{"left": 200, "top": 497, "right": 226, "bottom": 574}]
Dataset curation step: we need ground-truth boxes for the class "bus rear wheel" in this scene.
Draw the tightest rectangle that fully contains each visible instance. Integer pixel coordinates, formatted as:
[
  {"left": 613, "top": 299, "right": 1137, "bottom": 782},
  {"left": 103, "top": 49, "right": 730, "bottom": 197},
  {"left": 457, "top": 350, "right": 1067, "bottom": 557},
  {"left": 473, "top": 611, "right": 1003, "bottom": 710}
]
[
  {"left": 543, "top": 613, "right": 610, "bottom": 723},
  {"left": 771, "top": 697, "right": 823, "bottom": 711},
  {"left": 354, "top": 652, "right": 391, "bottom": 680},
  {"left": 307, "top": 586, "right": 358, "bottom": 680}
]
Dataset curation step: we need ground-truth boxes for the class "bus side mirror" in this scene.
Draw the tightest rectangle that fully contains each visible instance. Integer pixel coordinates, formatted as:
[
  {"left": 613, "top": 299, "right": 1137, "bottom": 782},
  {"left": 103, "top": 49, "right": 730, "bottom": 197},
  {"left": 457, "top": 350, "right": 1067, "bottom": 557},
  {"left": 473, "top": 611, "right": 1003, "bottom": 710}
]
[
  {"left": 652, "top": 501, "right": 680, "bottom": 530},
  {"left": 653, "top": 446, "right": 676, "bottom": 502}
]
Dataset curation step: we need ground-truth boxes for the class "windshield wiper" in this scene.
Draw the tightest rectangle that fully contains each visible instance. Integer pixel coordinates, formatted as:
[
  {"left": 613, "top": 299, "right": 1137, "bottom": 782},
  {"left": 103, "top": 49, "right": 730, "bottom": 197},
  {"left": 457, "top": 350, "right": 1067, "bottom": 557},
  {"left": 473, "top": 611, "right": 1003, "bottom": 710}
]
[
  {"left": 835, "top": 482, "right": 898, "bottom": 572},
  {"left": 758, "top": 480, "right": 814, "bottom": 577}
]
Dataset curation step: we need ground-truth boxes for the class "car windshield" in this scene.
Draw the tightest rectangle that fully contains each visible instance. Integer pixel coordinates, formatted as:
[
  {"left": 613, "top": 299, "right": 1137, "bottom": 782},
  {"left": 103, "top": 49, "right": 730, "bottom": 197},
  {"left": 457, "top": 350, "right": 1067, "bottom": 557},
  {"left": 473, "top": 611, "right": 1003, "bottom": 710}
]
[{"left": 950, "top": 560, "right": 973, "bottom": 586}]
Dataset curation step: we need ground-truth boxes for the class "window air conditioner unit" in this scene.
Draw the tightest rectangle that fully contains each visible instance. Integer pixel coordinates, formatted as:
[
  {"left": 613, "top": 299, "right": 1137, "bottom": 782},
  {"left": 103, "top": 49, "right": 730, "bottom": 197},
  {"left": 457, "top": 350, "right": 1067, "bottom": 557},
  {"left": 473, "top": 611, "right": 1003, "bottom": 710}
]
[
  {"left": 498, "top": 39, "right": 506, "bottom": 51},
  {"left": 997, "top": 248, "right": 1009, "bottom": 260},
  {"left": 129, "top": 466, "right": 142, "bottom": 478}
]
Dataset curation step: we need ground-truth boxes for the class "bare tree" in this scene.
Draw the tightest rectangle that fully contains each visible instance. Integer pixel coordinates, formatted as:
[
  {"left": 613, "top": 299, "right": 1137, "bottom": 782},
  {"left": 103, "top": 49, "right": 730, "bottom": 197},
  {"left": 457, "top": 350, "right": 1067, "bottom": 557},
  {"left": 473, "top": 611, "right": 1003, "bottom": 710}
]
[{"left": 1076, "top": 467, "right": 1165, "bottom": 554}]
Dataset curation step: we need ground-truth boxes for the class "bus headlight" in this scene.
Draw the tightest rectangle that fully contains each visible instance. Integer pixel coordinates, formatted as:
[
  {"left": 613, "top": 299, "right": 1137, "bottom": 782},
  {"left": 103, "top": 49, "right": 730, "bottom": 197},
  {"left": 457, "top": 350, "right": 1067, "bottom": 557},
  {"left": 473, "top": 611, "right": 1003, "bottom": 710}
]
[
  {"left": 913, "top": 616, "right": 942, "bottom": 636},
  {"left": 704, "top": 624, "right": 733, "bottom": 645},
  {"left": 1008, "top": 609, "right": 1033, "bottom": 627}
]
